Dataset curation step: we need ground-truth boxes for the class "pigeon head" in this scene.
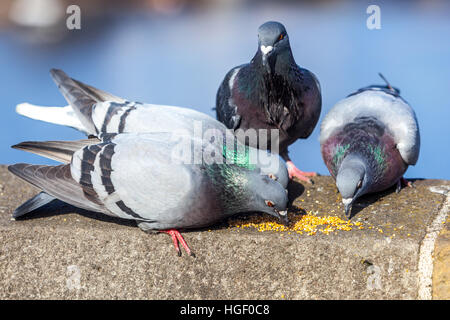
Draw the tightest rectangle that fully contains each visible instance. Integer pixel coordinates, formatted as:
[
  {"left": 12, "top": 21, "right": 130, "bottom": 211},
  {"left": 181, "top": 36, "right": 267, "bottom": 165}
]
[
  {"left": 247, "top": 172, "right": 289, "bottom": 224},
  {"left": 207, "top": 164, "right": 288, "bottom": 223},
  {"left": 252, "top": 148, "right": 289, "bottom": 188},
  {"left": 336, "top": 155, "right": 370, "bottom": 219},
  {"left": 256, "top": 21, "right": 292, "bottom": 74},
  {"left": 262, "top": 163, "right": 289, "bottom": 190}
]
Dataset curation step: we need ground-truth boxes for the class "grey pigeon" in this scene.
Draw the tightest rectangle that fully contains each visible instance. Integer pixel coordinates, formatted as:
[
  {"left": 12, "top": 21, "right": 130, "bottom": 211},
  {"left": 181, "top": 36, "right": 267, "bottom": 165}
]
[
  {"left": 216, "top": 21, "right": 322, "bottom": 183},
  {"left": 15, "top": 69, "right": 289, "bottom": 188},
  {"left": 320, "top": 74, "right": 420, "bottom": 218},
  {"left": 9, "top": 132, "right": 289, "bottom": 256}
]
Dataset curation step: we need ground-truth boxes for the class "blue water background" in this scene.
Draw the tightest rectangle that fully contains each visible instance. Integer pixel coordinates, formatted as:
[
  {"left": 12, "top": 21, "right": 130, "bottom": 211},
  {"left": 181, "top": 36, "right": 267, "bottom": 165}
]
[{"left": 0, "top": 1, "right": 449, "bottom": 179}]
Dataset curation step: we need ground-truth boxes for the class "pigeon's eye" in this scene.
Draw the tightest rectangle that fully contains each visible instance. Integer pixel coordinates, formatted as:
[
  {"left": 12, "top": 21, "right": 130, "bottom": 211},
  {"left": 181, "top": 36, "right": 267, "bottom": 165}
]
[
  {"left": 265, "top": 200, "right": 275, "bottom": 207},
  {"left": 278, "top": 34, "right": 284, "bottom": 41},
  {"left": 357, "top": 180, "right": 362, "bottom": 189},
  {"left": 268, "top": 173, "right": 278, "bottom": 181}
]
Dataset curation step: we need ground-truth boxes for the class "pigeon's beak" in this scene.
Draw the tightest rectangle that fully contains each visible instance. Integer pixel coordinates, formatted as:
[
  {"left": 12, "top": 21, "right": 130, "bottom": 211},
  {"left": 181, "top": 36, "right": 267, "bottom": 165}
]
[
  {"left": 274, "top": 209, "right": 289, "bottom": 225},
  {"left": 342, "top": 198, "right": 353, "bottom": 219},
  {"left": 261, "top": 45, "right": 273, "bottom": 73}
]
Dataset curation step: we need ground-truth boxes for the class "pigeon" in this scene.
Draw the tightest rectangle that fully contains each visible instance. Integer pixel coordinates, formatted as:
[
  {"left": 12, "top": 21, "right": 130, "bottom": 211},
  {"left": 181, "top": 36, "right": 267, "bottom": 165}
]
[
  {"left": 9, "top": 132, "right": 289, "bottom": 256},
  {"left": 15, "top": 69, "right": 289, "bottom": 189},
  {"left": 215, "top": 21, "right": 322, "bottom": 183},
  {"left": 320, "top": 74, "right": 420, "bottom": 218}
]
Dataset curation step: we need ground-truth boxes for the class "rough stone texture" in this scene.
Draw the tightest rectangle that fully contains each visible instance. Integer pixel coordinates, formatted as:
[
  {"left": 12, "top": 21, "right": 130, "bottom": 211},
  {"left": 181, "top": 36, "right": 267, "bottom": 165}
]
[
  {"left": 433, "top": 215, "right": 450, "bottom": 299},
  {"left": 0, "top": 165, "right": 448, "bottom": 299}
]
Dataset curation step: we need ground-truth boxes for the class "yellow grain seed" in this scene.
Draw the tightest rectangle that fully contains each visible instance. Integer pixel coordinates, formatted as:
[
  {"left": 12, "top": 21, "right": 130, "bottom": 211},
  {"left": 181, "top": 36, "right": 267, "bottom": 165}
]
[{"left": 228, "top": 213, "right": 364, "bottom": 236}]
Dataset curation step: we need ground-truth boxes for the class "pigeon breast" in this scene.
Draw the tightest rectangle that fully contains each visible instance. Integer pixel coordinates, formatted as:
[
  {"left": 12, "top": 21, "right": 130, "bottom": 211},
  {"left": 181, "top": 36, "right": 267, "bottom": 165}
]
[{"left": 321, "top": 115, "right": 408, "bottom": 193}]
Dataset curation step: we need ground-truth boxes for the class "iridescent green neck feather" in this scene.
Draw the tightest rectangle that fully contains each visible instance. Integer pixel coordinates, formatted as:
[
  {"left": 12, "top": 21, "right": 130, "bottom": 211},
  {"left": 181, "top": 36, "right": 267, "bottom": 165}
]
[
  {"left": 222, "top": 144, "right": 257, "bottom": 170},
  {"left": 205, "top": 163, "right": 253, "bottom": 215}
]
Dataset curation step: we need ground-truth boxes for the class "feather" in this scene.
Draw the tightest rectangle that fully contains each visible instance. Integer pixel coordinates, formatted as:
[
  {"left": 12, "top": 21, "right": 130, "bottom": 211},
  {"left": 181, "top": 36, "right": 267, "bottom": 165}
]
[
  {"left": 50, "top": 69, "right": 100, "bottom": 134},
  {"left": 16, "top": 103, "right": 88, "bottom": 133},
  {"left": 8, "top": 163, "right": 108, "bottom": 214},
  {"left": 12, "top": 192, "right": 56, "bottom": 219},
  {"left": 12, "top": 138, "right": 100, "bottom": 163}
]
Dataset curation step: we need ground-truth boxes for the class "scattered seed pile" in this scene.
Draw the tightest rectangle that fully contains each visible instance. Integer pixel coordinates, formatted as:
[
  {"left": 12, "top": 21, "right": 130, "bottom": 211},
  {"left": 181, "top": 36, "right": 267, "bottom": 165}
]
[{"left": 228, "top": 211, "right": 364, "bottom": 235}]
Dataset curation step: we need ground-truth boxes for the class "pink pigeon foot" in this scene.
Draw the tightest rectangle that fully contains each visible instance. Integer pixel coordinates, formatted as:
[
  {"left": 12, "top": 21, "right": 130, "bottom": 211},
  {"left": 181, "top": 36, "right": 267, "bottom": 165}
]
[
  {"left": 286, "top": 161, "right": 317, "bottom": 184},
  {"left": 401, "top": 177, "right": 414, "bottom": 188},
  {"left": 161, "top": 229, "right": 195, "bottom": 257},
  {"left": 396, "top": 177, "right": 414, "bottom": 193}
]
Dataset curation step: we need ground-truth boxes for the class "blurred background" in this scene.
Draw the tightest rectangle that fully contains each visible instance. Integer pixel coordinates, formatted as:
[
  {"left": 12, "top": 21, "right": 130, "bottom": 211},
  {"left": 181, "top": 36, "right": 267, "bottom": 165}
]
[{"left": 0, "top": 0, "right": 449, "bottom": 179}]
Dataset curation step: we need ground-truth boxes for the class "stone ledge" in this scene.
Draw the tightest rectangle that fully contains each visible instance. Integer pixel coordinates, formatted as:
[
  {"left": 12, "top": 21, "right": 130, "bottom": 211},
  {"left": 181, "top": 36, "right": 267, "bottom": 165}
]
[{"left": 0, "top": 165, "right": 449, "bottom": 299}]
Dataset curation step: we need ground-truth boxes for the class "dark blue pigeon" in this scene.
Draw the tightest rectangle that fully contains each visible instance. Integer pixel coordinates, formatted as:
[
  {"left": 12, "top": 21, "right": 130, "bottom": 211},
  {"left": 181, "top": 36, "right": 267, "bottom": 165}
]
[
  {"left": 216, "top": 21, "right": 322, "bottom": 183},
  {"left": 320, "top": 74, "right": 420, "bottom": 218}
]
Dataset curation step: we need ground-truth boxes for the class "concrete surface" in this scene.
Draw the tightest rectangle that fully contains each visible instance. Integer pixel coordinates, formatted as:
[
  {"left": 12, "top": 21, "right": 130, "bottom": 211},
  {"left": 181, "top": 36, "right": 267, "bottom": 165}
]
[{"left": 0, "top": 165, "right": 449, "bottom": 299}]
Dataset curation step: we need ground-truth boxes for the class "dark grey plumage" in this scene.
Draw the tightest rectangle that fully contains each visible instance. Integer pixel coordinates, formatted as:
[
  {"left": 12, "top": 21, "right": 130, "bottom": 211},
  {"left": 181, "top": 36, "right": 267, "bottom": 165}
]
[
  {"left": 12, "top": 191, "right": 57, "bottom": 219},
  {"left": 216, "top": 21, "right": 322, "bottom": 182}
]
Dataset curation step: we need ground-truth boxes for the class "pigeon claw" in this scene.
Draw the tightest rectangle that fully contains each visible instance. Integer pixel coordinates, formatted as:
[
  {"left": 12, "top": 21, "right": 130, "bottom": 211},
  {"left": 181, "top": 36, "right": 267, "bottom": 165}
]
[
  {"left": 401, "top": 177, "right": 414, "bottom": 188},
  {"left": 161, "top": 229, "right": 195, "bottom": 257},
  {"left": 286, "top": 161, "right": 317, "bottom": 184},
  {"left": 396, "top": 177, "right": 414, "bottom": 193}
]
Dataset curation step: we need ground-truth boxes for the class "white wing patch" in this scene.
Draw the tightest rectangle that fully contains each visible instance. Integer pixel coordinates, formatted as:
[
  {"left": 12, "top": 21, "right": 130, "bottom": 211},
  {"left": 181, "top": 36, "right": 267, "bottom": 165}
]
[
  {"left": 91, "top": 102, "right": 112, "bottom": 131},
  {"left": 70, "top": 148, "right": 83, "bottom": 182}
]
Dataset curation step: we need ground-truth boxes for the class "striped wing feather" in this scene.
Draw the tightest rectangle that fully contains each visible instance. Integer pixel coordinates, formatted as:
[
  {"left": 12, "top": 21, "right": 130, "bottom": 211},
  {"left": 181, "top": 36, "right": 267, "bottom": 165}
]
[{"left": 8, "top": 163, "right": 108, "bottom": 214}]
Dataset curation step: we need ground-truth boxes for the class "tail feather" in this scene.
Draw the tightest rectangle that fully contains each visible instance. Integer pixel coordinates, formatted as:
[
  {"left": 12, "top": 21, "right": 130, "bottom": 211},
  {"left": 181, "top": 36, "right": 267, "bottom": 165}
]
[
  {"left": 71, "top": 78, "right": 126, "bottom": 104},
  {"left": 50, "top": 69, "right": 99, "bottom": 134},
  {"left": 17, "top": 69, "right": 127, "bottom": 136},
  {"left": 49, "top": 69, "right": 126, "bottom": 136},
  {"left": 13, "top": 192, "right": 56, "bottom": 219},
  {"left": 16, "top": 103, "right": 88, "bottom": 134},
  {"left": 12, "top": 138, "right": 100, "bottom": 163},
  {"left": 8, "top": 163, "right": 107, "bottom": 214}
]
